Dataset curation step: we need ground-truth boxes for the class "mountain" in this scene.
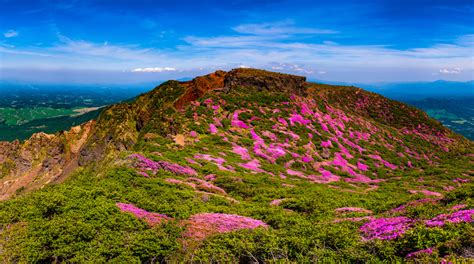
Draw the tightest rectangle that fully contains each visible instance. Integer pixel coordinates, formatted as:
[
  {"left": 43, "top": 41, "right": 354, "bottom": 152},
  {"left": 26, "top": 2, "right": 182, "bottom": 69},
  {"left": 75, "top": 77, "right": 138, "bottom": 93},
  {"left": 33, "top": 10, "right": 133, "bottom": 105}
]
[
  {"left": 309, "top": 79, "right": 474, "bottom": 140},
  {"left": 365, "top": 80, "right": 474, "bottom": 100},
  {"left": 309, "top": 80, "right": 474, "bottom": 100},
  {"left": 0, "top": 69, "right": 473, "bottom": 262}
]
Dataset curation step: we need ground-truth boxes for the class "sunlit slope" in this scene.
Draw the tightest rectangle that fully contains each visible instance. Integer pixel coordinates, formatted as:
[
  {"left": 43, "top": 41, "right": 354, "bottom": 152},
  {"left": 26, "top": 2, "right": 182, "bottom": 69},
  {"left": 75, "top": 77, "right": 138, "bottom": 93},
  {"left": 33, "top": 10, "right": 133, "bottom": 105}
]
[{"left": 1, "top": 69, "right": 472, "bottom": 262}]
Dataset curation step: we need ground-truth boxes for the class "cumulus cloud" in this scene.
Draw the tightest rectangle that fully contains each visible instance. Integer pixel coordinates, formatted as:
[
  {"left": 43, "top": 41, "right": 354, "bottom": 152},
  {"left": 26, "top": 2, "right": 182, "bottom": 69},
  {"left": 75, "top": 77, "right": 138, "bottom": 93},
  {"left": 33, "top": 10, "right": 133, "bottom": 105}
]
[
  {"left": 439, "top": 68, "right": 462, "bottom": 74},
  {"left": 131, "top": 67, "right": 176, "bottom": 72},
  {"left": 4, "top": 30, "right": 18, "bottom": 38}
]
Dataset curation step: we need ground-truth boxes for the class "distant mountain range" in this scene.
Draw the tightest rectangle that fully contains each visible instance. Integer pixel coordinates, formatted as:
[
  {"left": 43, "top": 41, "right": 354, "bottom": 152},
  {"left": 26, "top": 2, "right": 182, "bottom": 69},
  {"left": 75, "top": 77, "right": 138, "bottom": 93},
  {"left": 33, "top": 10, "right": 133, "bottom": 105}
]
[{"left": 311, "top": 80, "right": 474, "bottom": 99}]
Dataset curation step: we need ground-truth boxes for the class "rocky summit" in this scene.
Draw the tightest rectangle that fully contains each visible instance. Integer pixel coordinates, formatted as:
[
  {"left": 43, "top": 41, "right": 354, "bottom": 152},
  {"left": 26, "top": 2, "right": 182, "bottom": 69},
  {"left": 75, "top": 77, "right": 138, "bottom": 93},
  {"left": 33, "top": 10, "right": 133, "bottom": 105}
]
[{"left": 0, "top": 68, "right": 473, "bottom": 262}]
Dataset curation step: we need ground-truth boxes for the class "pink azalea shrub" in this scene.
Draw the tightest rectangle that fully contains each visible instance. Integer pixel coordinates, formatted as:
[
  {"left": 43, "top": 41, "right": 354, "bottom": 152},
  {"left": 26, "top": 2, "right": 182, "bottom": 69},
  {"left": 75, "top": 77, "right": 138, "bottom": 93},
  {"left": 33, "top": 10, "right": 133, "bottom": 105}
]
[
  {"left": 209, "top": 123, "right": 218, "bottom": 134},
  {"left": 450, "top": 204, "right": 467, "bottom": 211},
  {"left": 335, "top": 207, "right": 373, "bottom": 214},
  {"left": 194, "top": 153, "right": 234, "bottom": 172},
  {"left": 187, "top": 177, "right": 226, "bottom": 194},
  {"left": 453, "top": 178, "right": 470, "bottom": 183},
  {"left": 286, "top": 169, "right": 306, "bottom": 178},
  {"left": 334, "top": 216, "right": 374, "bottom": 223},
  {"left": 189, "top": 131, "right": 198, "bottom": 137},
  {"left": 183, "top": 213, "right": 268, "bottom": 240},
  {"left": 231, "top": 111, "right": 249, "bottom": 129},
  {"left": 238, "top": 159, "right": 266, "bottom": 173},
  {"left": 309, "top": 169, "right": 340, "bottom": 183},
  {"left": 425, "top": 209, "right": 474, "bottom": 227},
  {"left": 129, "top": 154, "right": 197, "bottom": 176},
  {"left": 232, "top": 144, "right": 251, "bottom": 160},
  {"left": 360, "top": 217, "right": 414, "bottom": 240},
  {"left": 389, "top": 198, "right": 438, "bottom": 213},
  {"left": 270, "top": 199, "right": 285, "bottom": 206},
  {"left": 321, "top": 140, "right": 332, "bottom": 148},
  {"left": 165, "top": 178, "right": 196, "bottom": 188},
  {"left": 116, "top": 202, "right": 171, "bottom": 226},
  {"left": 406, "top": 248, "right": 434, "bottom": 258},
  {"left": 357, "top": 161, "right": 368, "bottom": 171},
  {"left": 409, "top": 189, "right": 442, "bottom": 197}
]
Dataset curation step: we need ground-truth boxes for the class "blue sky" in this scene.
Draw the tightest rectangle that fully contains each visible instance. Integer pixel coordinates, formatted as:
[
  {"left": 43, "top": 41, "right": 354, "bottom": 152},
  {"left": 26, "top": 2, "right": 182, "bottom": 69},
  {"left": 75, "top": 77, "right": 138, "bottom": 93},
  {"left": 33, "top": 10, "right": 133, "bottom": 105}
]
[{"left": 0, "top": 0, "right": 473, "bottom": 84}]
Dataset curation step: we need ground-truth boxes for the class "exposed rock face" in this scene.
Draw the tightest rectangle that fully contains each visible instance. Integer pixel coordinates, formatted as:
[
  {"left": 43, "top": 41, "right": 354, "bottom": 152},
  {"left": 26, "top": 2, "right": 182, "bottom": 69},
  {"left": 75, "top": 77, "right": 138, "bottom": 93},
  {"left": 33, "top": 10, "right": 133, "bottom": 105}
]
[
  {"left": 174, "top": 70, "right": 226, "bottom": 109},
  {"left": 0, "top": 121, "right": 94, "bottom": 200},
  {"left": 223, "top": 68, "right": 307, "bottom": 95}
]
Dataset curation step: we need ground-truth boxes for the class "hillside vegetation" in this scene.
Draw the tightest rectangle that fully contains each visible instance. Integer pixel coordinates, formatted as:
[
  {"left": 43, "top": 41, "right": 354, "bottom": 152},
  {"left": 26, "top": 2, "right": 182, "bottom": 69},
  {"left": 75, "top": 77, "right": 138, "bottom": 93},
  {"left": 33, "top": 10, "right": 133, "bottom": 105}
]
[{"left": 0, "top": 69, "right": 473, "bottom": 263}]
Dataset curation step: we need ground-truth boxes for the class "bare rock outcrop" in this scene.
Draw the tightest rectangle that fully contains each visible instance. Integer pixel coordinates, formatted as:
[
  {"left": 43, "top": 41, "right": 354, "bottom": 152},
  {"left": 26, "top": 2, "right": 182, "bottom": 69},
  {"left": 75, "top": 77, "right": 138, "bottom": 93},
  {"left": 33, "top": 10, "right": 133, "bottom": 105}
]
[{"left": 0, "top": 121, "right": 94, "bottom": 200}]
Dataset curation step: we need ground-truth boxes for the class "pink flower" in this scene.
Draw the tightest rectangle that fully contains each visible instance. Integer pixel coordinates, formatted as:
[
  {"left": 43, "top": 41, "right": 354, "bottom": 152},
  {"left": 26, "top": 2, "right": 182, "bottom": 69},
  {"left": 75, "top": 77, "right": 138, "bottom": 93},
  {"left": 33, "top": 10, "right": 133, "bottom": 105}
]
[
  {"left": 278, "top": 117, "right": 288, "bottom": 126},
  {"left": 286, "top": 169, "right": 306, "bottom": 178},
  {"left": 194, "top": 154, "right": 234, "bottom": 172},
  {"left": 390, "top": 198, "right": 438, "bottom": 213},
  {"left": 232, "top": 144, "right": 251, "bottom": 160},
  {"left": 288, "top": 113, "right": 311, "bottom": 126},
  {"left": 406, "top": 248, "right": 434, "bottom": 258},
  {"left": 116, "top": 203, "right": 171, "bottom": 226},
  {"left": 129, "top": 154, "right": 197, "bottom": 176},
  {"left": 320, "top": 122, "right": 329, "bottom": 132},
  {"left": 420, "top": 190, "right": 442, "bottom": 197},
  {"left": 270, "top": 199, "right": 285, "bottom": 206},
  {"left": 183, "top": 213, "right": 268, "bottom": 240},
  {"left": 335, "top": 207, "right": 373, "bottom": 214},
  {"left": 357, "top": 161, "right": 369, "bottom": 171},
  {"left": 239, "top": 159, "right": 266, "bottom": 173},
  {"left": 332, "top": 153, "right": 348, "bottom": 167},
  {"left": 425, "top": 209, "right": 474, "bottom": 227},
  {"left": 409, "top": 189, "right": 442, "bottom": 197},
  {"left": 209, "top": 123, "right": 218, "bottom": 134},
  {"left": 204, "top": 174, "right": 217, "bottom": 181},
  {"left": 334, "top": 216, "right": 374, "bottom": 223},
  {"left": 360, "top": 217, "right": 414, "bottom": 240},
  {"left": 321, "top": 140, "right": 332, "bottom": 148},
  {"left": 450, "top": 204, "right": 467, "bottom": 211},
  {"left": 453, "top": 178, "right": 470, "bottom": 183},
  {"left": 231, "top": 111, "right": 249, "bottom": 129},
  {"left": 185, "top": 157, "right": 199, "bottom": 165},
  {"left": 189, "top": 131, "right": 198, "bottom": 137}
]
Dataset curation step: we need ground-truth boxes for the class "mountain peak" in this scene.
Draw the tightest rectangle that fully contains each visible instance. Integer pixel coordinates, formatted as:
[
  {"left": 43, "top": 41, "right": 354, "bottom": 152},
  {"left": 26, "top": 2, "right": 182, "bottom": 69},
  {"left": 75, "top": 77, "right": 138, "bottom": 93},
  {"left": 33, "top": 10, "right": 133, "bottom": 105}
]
[
  {"left": 223, "top": 68, "right": 307, "bottom": 94},
  {"left": 174, "top": 68, "right": 307, "bottom": 109}
]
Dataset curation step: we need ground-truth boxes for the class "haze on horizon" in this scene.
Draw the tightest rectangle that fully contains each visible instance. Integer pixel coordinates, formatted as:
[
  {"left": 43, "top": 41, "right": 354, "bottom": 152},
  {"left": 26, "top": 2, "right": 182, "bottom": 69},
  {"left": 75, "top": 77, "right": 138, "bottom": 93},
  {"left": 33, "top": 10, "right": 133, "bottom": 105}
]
[{"left": 0, "top": 0, "right": 473, "bottom": 84}]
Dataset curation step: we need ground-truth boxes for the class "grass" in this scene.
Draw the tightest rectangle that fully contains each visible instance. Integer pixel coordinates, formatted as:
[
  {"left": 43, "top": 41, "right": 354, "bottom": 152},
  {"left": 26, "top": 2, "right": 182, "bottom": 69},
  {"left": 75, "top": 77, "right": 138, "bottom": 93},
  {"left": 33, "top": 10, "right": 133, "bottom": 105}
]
[{"left": 0, "top": 79, "right": 472, "bottom": 262}]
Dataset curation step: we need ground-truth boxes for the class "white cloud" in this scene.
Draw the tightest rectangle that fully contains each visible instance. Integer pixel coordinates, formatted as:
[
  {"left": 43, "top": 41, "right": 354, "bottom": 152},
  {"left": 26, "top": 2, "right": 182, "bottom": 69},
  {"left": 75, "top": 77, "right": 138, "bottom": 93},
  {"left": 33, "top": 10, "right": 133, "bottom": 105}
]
[
  {"left": 233, "top": 21, "right": 337, "bottom": 36},
  {"left": 439, "top": 68, "right": 462, "bottom": 74},
  {"left": 51, "top": 36, "right": 154, "bottom": 61},
  {"left": 131, "top": 67, "right": 176, "bottom": 72},
  {"left": 4, "top": 30, "right": 18, "bottom": 38},
  {"left": 269, "top": 62, "right": 314, "bottom": 74},
  {"left": 1, "top": 24, "right": 473, "bottom": 82}
]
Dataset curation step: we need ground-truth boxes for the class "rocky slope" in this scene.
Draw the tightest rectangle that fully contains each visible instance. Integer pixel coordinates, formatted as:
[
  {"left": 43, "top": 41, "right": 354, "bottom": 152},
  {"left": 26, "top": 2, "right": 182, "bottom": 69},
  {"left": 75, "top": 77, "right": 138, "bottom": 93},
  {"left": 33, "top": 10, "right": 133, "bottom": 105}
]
[
  {"left": 0, "top": 121, "right": 94, "bottom": 200},
  {"left": 0, "top": 68, "right": 472, "bottom": 262}
]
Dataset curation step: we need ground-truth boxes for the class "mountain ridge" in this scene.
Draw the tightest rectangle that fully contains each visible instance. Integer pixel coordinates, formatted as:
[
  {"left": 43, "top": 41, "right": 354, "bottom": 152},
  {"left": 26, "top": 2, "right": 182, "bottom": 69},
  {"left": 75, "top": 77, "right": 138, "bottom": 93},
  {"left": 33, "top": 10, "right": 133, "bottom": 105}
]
[
  {"left": 0, "top": 68, "right": 472, "bottom": 262},
  {"left": 0, "top": 68, "right": 470, "bottom": 200}
]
